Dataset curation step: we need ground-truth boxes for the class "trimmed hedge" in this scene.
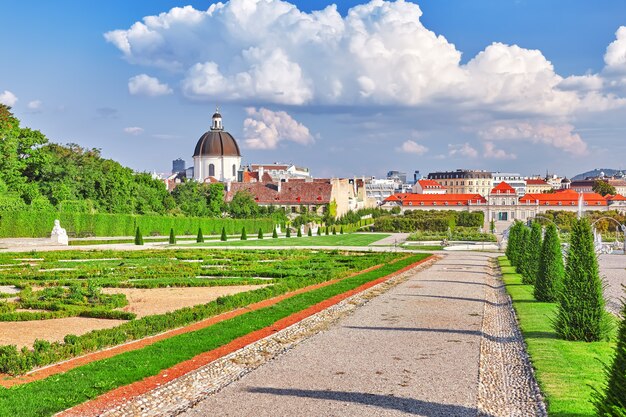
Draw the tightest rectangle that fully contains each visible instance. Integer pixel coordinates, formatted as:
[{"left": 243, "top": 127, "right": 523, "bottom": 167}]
[{"left": 0, "top": 211, "right": 275, "bottom": 238}]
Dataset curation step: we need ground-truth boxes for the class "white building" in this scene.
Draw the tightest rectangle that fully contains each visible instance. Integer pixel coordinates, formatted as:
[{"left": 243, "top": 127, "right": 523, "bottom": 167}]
[
  {"left": 411, "top": 179, "right": 446, "bottom": 194},
  {"left": 491, "top": 172, "right": 526, "bottom": 196},
  {"left": 193, "top": 110, "right": 241, "bottom": 182},
  {"left": 366, "top": 178, "right": 400, "bottom": 204}
]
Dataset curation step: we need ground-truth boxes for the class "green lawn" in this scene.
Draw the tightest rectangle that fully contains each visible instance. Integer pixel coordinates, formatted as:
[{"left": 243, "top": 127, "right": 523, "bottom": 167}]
[
  {"left": 188, "top": 233, "right": 390, "bottom": 247},
  {"left": 499, "top": 257, "right": 616, "bottom": 416},
  {"left": 0, "top": 253, "right": 429, "bottom": 417}
]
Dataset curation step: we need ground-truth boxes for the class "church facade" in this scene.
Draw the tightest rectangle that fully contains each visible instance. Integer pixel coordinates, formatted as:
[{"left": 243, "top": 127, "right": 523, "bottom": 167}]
[{"left": 193, "top": 110, "right": 241, "bottom": 182}]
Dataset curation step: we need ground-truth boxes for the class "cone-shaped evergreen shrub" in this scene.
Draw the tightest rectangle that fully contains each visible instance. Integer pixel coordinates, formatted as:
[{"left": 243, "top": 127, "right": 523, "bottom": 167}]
[
  {"left": 595, "top": 300, "right": 626, "bottom": 416},
  {"left": 258, "top": 228, "right": 263, "bottom": 239},
  {"left": 506, "top": 222, "right": 521, "bottom": 265},
  {"left": 534, "top": 223, "right": 564, "bottom": 302},
  {"left": 340, "top": 226, "right": 344, "bottom": 235},
  {"left": 272, "top": 227, "right": 278, "bottom": 238},
  {"left": 332, "top": 227, "right": 337, "bottom": 235},
  {"left": 286, "top": 227, "right": 291, "bottom": 238},
  {"left": 307, "top": 228, "right": 312, "bottom": 237},
  {"left": 240, "top": 227, "right": 247, "bottom": 240},
  {"left": 516, "top": 226, "right": 530, "bottom": 276},
  {"left": 220, "top": 226, "right": 227, "bottom": 241},
  {"left": 297, "top": 227, "right": 302, "bottom": 237},
  {"left": 169, "top": 228, "right": 176, "bottom": 244},
  {"left": 134, "top": 227, "right": 144, "bottom": 245},
  {"left": 523, "top": 222, "right": 543, "bottom": 285},
  {"left": 554, "top": 218, "right": 606, "bottom": 342},
  {"left": 196, "top": 228, "right": 204, "bottom": 243},
  {"left": 325, "top": 226, "right": 329, "bottom": 235},
  {"left": 317, "top": 226, "right": 321, "bottom": 236}
]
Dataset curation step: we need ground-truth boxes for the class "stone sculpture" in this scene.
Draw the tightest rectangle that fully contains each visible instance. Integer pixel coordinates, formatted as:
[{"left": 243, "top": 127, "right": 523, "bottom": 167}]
[{"left": 50, "top": 219, "right": 68, "bottom": 245}]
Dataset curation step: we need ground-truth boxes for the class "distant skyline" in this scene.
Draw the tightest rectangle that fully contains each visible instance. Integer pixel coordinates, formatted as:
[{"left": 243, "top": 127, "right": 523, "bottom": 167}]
[{"left": 2, "top": 0, "right": 626, "bottom": 178}]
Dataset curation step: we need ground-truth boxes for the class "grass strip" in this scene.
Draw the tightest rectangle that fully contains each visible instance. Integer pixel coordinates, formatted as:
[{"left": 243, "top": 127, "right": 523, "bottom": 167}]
[
  {"left": 187, "top": 233, "right": 389, "bottom": 247},
  {"left": 498, "top": 256, "right": 616, "bottom": 417},
  {"left": 0, "top": 254, "right": 428, "bottom": 416}
]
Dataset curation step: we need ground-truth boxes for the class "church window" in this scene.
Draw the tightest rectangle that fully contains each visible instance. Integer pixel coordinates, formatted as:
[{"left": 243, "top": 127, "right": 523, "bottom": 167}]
[
  {"left": 232, "top": 164, "right": 236, "bottom": 177},
  {"left": 209, "top": 164, "right": 215, "bottom": 177}
]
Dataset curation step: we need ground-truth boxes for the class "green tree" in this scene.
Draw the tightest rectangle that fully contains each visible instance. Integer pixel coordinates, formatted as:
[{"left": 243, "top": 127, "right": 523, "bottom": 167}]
[
  {"left": 524, "top": 222, "right": 543, "bottom": 285},
  {"left": 340, "top": 226, "right": 344, "bottom": 235},
  {"left": 286, "top": 227, "right": 291, "bottom": 238},
  {"left": 169, "top": 228, "right": 176, "bottom": 244},
  {"left": 516, "top": 226, "right": 530, "bottom": 276},
  {"left": 593, "top": 180, "right": 617, "bottom": 197},
  {"left": 206, "top": 183, "right": 225, "bottom": 216},
  {"left": 229, "top": 190, "right": 259, "bottom": 218},
  {"left": 332, "top": 227, "right": 337, "bottom": 235},
  {"left": 258, "top": 228, "right": 264, "bottom": 239},
  {"left": 317, "top": 226, "right": 321, "bottom": 236},
  {"left": 554, "top": 218, "right": 606, "bottom": 341},
  {"left": 240, "top": 227, "right": 247, "bottom": 240},
  {"left": 490, "top": 219, "right": 496, "bottom": 234},
  {"left": 307, "top": 227, "right": 312, "bottom": 237},
  {"left": 297, "top": 227, "right": 302, "bottom": 237},
  {"left": 534, "top": 223, "right": 564, "bottom": 302},
  {"left": 325, "top": 226, "right": 329, "bottom": 235},
  {"left": 595, "top": 301, "right": 626, "bottom": 416},
  {"left": 272, "top": 227, "right": 278, "bottom": 239},
  {"left": 220, "top": 226, "right": 227, "bottom": 241},
  {"left": 506, "top": 221, "right": 522, "bottom": 266},
  {"left": 134, "top": 227, "right": 144, "bottom": 245},
  {"left": 196, "top": 228, "right": 204, "bottom": 243}
]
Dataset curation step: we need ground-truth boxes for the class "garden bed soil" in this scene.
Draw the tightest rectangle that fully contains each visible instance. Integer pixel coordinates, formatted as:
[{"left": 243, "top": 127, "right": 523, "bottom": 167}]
[{"left": 103, "top": 285, "right": 267, "bottom": 318}]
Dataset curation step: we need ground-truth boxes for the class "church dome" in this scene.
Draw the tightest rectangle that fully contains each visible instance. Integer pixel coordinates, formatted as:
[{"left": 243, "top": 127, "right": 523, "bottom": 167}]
[
  {"left": 193, "top": 131, "right": 241, "bottom": 157},
  {"left": 193, "top": 109, "right": 241, "bottom": 157}
]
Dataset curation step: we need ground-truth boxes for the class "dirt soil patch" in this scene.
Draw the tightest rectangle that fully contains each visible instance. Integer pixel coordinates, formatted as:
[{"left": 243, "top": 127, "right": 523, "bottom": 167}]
[
  {"left": 103, "top": 286, "right": 267, "bottom": 318},
  {"left": 0, "top": 317, "right": 125, "bottom": 349}
]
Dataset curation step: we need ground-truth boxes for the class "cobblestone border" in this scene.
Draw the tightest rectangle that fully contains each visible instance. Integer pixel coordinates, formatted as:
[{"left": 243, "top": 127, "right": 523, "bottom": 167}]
[
  {"left": 477, "top": 259, "right": 547, "bottom": 417},
  {"left": 86, "top": 257, "right": 440, "bottom": 417}
]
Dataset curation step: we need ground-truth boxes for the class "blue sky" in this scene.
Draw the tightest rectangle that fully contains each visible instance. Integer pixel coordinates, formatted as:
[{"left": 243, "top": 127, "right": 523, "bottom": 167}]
[{"left": 2, "top": 0, "right": 626, "bottom": 178}]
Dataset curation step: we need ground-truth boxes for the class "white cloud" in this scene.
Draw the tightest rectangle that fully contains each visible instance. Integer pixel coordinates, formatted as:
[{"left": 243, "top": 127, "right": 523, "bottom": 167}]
[
  {"left": 243, "top": 107, "right": 314, "bottom": 149},
  {"left": 124, "top": 127, "right": 144, "bottom": 135},
  {"left": 128, "top": 74, "right": 172, "bottom": 97},
  {"left": 478, "top": 122, "right": 587, "bottom": 156},
  {"left": 604, "top": 26, "right": 626, "bottom": 71},
  {"left": 397, "top": 140, "right": 428, "bottom": 155},
  {"left": 0, "top": 90, "right": 18, "bottom": 107},
  {"left": 106, "top": 0, "right": 623, "bottom": 114},
  {"left": 27, "top": 100, "right": 42, "bottom": 113},
  {"left": 448, "top": 143, "right": 478, "bottom": 158},
  {"left": 483, "top": 142, "right": 516, "bottom": 160}
]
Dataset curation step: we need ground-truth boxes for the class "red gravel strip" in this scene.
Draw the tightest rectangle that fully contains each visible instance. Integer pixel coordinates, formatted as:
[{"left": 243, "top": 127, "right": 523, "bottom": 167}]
[
  {"left": 61, "top": 255, "right": 431, "bottom": 417},
  {"left": 0, "top": 263, "right": 386, "bottom": 388}
]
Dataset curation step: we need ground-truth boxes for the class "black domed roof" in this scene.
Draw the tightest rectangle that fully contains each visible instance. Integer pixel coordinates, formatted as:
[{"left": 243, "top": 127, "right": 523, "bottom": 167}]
[{"left": 193, "top": 130, "right": 241, "bottom": 157}]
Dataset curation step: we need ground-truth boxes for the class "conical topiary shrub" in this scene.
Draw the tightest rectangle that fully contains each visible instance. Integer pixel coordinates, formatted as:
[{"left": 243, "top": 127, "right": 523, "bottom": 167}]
[
  {"left": 325, "top": 226, "right": 329, "bottom": 236},
  {"left": 516, "top": 226, "right": 530, "bottom": 276},
  {"left": 258, "top": 228, "right": 264, "bottom": 239},
  {"left": 169, "top": 228, "right": 176, "bottom": 244},
  {"left": 240, "top": 227, "right": 247, "bottom": 240},
  {"left": 134, "top": 227, "right": 144, "bottom": 246},
  {"left": 196, "top": 228, "right": 204, "bottom": 243},
  {"left": 307, "top": 228, "right": 312, "bottom": 237},
  {"left": 332, "top": 227, "right": 337, "bottom": 235},
  {"left": 317, "top": 226, "right": 321, "bottom": 236},
  {"left": 220, "top": 226, "right": 227, "bottom": 241},
  {"left": 523, "top": 222, "right": 543, "bottom": 285},
  {"left": 534, "top": 223, "right": 564, "bottom": 302},
  {"left": 554, "top": 218, "right": 606, "bottom": 341},
  {"left": 340, "top": 226, "right": 344, "bottom": 235},
  {"left": 594, "top": 300, "right": 626, "bottom": 416},
  {"left": 286, "top": 227, "right": 291, "bottom": 238},
  {"left": 272, "top": 227, "right": 278, "bottom": 239},
  {"left": 506, "top": 221, "right": 522, "bottom": 266},
  {"left": 297, "top": 227, "right": 302, "bottom": 237}
]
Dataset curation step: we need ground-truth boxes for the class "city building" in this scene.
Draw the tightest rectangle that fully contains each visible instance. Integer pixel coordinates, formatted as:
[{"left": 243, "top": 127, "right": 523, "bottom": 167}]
[
  {"left": 172, "top": 158, "right": 185, "bottom": 174},
  {"left": 387, "top": 170, "right": 407, "bottom": 184},
  {"left": 487, "top": 182, "right": 519, "bottom": 222},
  {"left": 491, "top": 172, "right": 526, "bottom": 196},
  {"left": 192, "top": 109, "right": 241, "bottom": 182},
  {"left": 365, "top": 178, "right": 402, "bottom": 204},
  {"left": 411, "top": 179, "right": 446, "bottom": 194},
  {"left": 525, "top": 178, "right": 552, "bottom": 194},
  {"left": 248, "top": 163, "right": 311, "bottom": 180},
  {"left": 427, "top": 169, "right": 493, "bottom": 196}
]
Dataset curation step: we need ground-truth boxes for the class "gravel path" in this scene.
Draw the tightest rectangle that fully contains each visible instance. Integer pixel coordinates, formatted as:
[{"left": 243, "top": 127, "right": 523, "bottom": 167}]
[
  {"left": 599, "top": 254, "right": 626, "bottom": 315},
  {"left": 178, "top": 252, "right": 514, "bottom": 417}
]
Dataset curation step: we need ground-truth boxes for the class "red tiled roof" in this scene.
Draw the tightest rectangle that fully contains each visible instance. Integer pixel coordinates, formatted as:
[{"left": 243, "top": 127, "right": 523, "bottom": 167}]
[
  {"left": 418, "top": 179, "right": 444, "bottom": 189},
  {"left": 490, "top": 181, "right": 516, "bottom": 194},
  {"left": 384, "top": 193, "right": 486, "bottom": 206},
  {"left": 242, "top": 171, "right": 273, "bottom": 183},
  {"left": 606, "top": 194, "right": 626, "bottom": 201},
  {"left": 526, "top": 179, "right": 549, "bottom": 185},
  {"left": 519, "top": 189, "right": 607, "bottom": 206},
  {"left": 251, "top": 164, "right": 289, "bottom": 171},
  {"left": 225, "top": 181, "right": 332, "bottom": 205}
]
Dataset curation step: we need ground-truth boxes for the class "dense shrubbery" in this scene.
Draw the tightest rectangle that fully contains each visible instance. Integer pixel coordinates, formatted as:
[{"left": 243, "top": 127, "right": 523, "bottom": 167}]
[
  {"left": 373, "top": 210, "right": 484, "bottom": 234},
  {"left": 595, "top": 301, "right": 626, "bottom": 416},
  {"left": 534, "top": 223, "right": 564, "bottom": 302}
]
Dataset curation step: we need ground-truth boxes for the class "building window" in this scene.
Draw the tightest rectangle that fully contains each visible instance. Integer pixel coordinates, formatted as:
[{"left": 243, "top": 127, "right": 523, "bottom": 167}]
[
  {"left": 232, "top": 164, "right": 236, "bottom": 177},
  {"left": 209, "top": 164, "right": 215, "bottom": 177}
]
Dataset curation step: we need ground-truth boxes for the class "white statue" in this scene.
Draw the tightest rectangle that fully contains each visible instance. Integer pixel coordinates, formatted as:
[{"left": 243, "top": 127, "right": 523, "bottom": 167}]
[
  {"left": 50, "top": 219, "right": 68, "bottom": 245},
  {"left": 311, "top": 224, "right": 319, "bottom": 235}
]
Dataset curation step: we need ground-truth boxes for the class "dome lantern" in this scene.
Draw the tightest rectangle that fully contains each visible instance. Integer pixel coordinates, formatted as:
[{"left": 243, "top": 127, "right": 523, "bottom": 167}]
[{"left": 211, "top": 106, "right": 223, "bottom": 131}]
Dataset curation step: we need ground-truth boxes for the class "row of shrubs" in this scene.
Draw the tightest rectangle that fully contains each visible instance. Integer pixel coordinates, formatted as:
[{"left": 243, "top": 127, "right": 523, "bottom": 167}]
[
  {"left": 407, "top": 226, "right": 497, "bottom": 242},
  {"left": 373, "top": 210, "right": 484, "bottom": 233},
  {"left": 0, "top": 210, "right": 275, "bottom": 238}
]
